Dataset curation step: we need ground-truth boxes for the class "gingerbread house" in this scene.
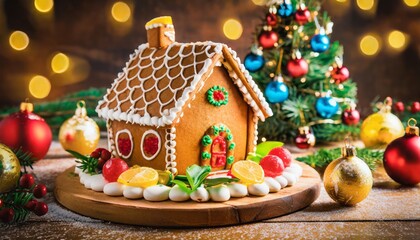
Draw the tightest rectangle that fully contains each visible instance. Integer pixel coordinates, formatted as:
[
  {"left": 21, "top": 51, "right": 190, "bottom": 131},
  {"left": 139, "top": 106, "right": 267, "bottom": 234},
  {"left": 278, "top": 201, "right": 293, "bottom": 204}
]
[{"left": 96, "top": 16, "right": 273, "bottom": 175}]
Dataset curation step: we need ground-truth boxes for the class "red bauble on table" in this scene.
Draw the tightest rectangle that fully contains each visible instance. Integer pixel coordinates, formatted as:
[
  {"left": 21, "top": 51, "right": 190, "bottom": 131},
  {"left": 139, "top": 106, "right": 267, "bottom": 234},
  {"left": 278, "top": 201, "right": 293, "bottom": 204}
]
[
  {"left": 102, "top": 158, "right": 129, "bottom": 182},
  {"left": 287, "top": 58, "right": 308, "bottom": 78},
  {"left": 295, "top": 126, "right": 316, "bottom": 149},
  {"left": 383, "top": 119, "right": 420, "bottom": 186},
  {"left": 411, "top": 101, "right": 420, "bottom": 113},
  {"left": 258, "top": 30, "right": 279, "bottom": 49},
  {"left": 394, "top": 101, "right": 405, "bottom": 113},
  {"left": 266, "top": 13, "right": 277, "bottom": 26},
  {"left": 294, "top": 8, "right": 310, "bottom": 25},
  {"left": 342, "top": 108, "right": 360, "bottom": 126},
  {"left": 0, "top": 100, "right": 52, "bottom": 160},
  {"left": 331, "top": 66, "right": 350, "bottom": 83}
]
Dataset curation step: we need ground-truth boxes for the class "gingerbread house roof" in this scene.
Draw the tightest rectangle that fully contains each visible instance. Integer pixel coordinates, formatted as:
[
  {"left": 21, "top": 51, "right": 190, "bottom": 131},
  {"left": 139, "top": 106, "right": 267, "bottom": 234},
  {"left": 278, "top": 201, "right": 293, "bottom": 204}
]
[{"left": 96, "top": 41, "right": 273, "bottom": 127}]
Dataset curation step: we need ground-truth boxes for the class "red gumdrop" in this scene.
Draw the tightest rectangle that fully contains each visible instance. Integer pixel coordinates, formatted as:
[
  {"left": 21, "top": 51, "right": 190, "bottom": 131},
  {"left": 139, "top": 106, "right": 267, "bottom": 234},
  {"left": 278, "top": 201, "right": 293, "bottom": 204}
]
[
  {"left": 260, "top": 155, "right": 285, "bottom": 177},
  {"left": 268, "top": 147, "right": 293, "bottom": 167},
  {"left": 102, "top": 158, "right": 129, "bottom": 182}
]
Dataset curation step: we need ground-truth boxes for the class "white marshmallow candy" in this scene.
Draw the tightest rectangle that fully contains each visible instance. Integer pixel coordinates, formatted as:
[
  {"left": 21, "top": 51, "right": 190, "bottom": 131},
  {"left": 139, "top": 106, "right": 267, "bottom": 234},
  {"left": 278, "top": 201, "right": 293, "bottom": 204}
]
[
  {"left": 208, "top": 185, "right": 231, "bottom": 202},
  {"left": 123, "top": 186, "right": 144, "bottom": 199},
  {"left": 90, "top": 174, "right": 108, "bottom": 192},
  {"left": 282, "top": 172, "right": 297, "bottom": 186},
  {"left": 190, "top": 186, "right": 210, "bottom": 202},
  {"left": 274, "top": 175, "right": 288, "bottom": 188},
  {"left": 248, "top": 182, "right": 269, "bottom": 196},
  {"left": 144, "top": 185, "right": 171, "bottom": 202},
  {"left": 226, "top": 183, "right": 248, "bottom": 198},
  {"left": 264, "top": 177, "right": 281, "bottom": 193},
  {"left": 169, "top": 185, "right": 190, "bottom": 202},
  {"left": 103, "top": 182, "right": 125, "bottom": 196}
]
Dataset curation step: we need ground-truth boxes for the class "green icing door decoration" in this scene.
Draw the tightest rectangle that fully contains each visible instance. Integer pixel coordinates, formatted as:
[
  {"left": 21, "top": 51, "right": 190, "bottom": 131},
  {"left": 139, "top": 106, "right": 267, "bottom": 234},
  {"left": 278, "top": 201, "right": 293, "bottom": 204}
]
[{"left": 201, "top": 124, "right": 235, "bottom": 171}]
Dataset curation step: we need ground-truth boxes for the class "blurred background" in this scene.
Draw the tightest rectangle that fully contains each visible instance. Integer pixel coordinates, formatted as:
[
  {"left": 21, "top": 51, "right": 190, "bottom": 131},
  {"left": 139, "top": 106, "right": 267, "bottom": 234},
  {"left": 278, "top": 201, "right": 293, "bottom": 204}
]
[{"left": 0, "top": 0, "right": 419, "bottom": 115}]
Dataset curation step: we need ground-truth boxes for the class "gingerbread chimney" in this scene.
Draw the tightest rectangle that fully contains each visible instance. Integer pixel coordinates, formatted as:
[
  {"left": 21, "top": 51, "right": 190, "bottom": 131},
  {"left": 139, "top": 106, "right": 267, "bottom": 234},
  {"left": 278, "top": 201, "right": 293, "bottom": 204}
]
[{"left": 145, "top": 16, "right": 175, "bottom": 49}]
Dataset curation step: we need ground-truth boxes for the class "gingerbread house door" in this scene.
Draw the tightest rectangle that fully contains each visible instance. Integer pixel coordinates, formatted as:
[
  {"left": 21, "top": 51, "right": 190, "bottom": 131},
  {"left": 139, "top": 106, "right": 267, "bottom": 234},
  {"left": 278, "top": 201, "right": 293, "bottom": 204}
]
[{"left": 210, "top": 136, "right": 227, "bottom": 168}]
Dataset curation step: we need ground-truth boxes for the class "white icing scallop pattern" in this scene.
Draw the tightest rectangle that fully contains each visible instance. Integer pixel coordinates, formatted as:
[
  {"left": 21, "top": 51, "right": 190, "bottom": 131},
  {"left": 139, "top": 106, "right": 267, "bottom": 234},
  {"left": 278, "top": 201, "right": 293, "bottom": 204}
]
[
  {"left": 96, "top": 41, "right": 272, "bottom": 128},
  {"left": 107, "top": 120, "right": 117, "bottom": 157},
  {"left": 165, "top": 127, "right": 177, "bottom": 174}
]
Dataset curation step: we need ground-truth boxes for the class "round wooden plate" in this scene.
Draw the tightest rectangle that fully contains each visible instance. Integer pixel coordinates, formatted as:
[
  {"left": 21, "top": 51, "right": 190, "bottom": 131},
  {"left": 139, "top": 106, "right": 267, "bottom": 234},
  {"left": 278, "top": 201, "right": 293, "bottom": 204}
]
[{"left": 55, "top": 161, "right": 321, "bottom": 227}]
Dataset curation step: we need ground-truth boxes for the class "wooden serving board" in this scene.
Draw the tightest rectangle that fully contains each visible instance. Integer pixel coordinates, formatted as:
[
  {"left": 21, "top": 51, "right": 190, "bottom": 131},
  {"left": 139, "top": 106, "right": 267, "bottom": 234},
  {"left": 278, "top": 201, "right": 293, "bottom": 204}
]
[{"left": 55, "top": 161, "right": 321, "bottom": 227}]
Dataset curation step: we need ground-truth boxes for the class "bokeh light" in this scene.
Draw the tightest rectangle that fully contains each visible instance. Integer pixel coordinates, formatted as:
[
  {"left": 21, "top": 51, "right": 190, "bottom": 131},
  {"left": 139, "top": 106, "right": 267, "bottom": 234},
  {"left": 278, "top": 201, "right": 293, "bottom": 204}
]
[
  {"left": 336, "top": 0, "right": 347, "bottom": 2},
  {"left": 251, "top": 0, "right": 265, "bottom": 6},
  {"left": 223, "top": 19, "right": 243, "bottom": 40},
  {"left": 356, "top": 0, "right": 374, "bottom": 10},
  {"left": 360, "top": 34, "right": 380, "bottom": 56},
  {"left": 388, "top": 30, "right": 407, "bottom": 50},
  {"left": 403, "top": 0, "right": 419, "bottom": 7},
  {"left": 29, "top": 75, "right": 51, "bottom": 99},
  {"left": 34, "top": 0, "right": 54, "bottom": 13},
  {"left": 51, "top": 53, "right": 70, "bottom": 73},
  {"left": 111, "top": 2, "right": 131, "bottom": 23},
  {"left": 9, "top": 31, "right": 29, "bottom": 51}
]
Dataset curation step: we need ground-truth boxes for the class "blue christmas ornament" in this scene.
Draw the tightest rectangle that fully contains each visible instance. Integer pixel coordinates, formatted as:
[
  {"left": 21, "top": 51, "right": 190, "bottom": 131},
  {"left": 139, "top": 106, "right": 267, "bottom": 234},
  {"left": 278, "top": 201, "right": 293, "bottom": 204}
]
[
  {"left": 277, "top": 2, "right": 294, "bottom": 17},
  {"left": 265, "top": 80, "right": 289, "bottom": 103},
  {"left": 316, "top": 95, "right": 339, "bottom": 118},
  {"left": 244, "top": 52, "right": 265, "bottom": 72},
  {"left": 311, "top": 33, "right": 330, "bottom": 53}
]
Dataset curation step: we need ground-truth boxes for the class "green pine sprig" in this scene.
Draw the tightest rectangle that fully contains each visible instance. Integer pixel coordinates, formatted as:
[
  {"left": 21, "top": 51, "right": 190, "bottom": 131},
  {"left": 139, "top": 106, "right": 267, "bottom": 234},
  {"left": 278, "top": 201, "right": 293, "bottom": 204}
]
[
  {"left": 66, "top": 149, "right": 98, "bottom": 175},
  {"left": 13, "top": 147, "right": 36, "bottom": 173},
  {"left": 296, "top": 147, "right": 383, "bottom": 170}
]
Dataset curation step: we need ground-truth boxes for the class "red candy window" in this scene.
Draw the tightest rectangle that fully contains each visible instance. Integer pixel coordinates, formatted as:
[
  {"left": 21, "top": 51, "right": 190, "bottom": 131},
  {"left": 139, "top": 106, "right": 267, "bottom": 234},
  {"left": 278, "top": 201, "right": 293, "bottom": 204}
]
[
  {"left": 115, "top": 129, "right": 133, "bottom": 159},
  {"left": 141, "top": 130, "right": 161, "bottom": 160}
]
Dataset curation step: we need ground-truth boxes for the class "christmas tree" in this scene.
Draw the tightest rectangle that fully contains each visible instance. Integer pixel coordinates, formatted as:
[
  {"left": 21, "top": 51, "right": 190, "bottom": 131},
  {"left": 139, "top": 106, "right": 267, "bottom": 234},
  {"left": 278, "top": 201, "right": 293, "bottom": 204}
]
[{"left": 244, "top": 0, "right": 360, "bottom": 146}]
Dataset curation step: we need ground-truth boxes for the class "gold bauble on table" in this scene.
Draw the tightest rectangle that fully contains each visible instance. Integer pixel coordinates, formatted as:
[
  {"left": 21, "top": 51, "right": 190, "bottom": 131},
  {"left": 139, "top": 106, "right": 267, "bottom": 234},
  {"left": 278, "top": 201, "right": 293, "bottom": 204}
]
[
  {"left": 59, "top": 101, "right": 100, "bottom": 155},
  {"left": 0, "top": 143, "right": 21, "bottom": 193},
  {"left": 360, "top": 97, "right": 404, "bottom": 149},
  {"left": 323, "top": 142, "right": 373, "bottom": 206}
]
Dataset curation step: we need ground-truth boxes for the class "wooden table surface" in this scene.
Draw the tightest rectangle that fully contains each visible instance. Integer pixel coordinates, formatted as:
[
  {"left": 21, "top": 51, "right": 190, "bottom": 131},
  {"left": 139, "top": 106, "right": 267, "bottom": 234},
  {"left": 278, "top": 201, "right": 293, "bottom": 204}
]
[{"left": 2, "top": 140, "right": 420, "bottom": 239}]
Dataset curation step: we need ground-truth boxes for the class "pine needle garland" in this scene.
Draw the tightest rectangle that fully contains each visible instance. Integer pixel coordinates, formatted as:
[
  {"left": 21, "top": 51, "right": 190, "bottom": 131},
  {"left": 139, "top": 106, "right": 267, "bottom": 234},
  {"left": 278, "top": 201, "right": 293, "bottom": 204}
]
[{"left": 296, "top": 147, "right": 384, "bottom": 170}]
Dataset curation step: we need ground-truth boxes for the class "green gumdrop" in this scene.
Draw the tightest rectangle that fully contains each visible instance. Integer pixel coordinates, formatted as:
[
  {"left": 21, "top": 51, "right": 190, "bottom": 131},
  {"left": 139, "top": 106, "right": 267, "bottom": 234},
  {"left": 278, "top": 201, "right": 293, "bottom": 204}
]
[
  {"left": 256, "top": 141, "right": 284, "bottom": 157},
  {"left": 246, "top": 152, "right": 264, "bottom": 164}
]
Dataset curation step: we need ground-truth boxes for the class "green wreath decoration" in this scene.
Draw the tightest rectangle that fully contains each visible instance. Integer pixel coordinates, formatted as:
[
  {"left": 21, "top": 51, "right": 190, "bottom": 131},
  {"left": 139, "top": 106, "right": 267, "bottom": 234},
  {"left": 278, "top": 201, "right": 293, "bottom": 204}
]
[{"left": 207, "top": 86, "right": 228, "bottom": 107}]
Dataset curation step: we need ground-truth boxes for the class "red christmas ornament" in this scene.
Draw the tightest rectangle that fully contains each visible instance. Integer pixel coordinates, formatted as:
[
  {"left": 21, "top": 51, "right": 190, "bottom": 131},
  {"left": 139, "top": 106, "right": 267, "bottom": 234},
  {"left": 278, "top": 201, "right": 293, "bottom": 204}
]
[
  {"left": 287, "top": 58, "right": 308, "bottom": 78},
  {"left": 342, "top": 105, "right": 360, "bottom": 125},
  {"left": 268, "top": 147, "right": 293, "bottom": 167},
  {"left": 295, "top": 126, "right": 316, "bottom": 149},
  {"left": 383, "top": 119, "right": 420, "bottom": 186},
  {"left": 258, "top": 30, "right": 279, "bottom": 49},
  {"left": 411, "top": 101, "right": 420, "bottom": 113},
  {"left": 260, "top": 155, "right": 285, "bottom": 177},
  {"left": 0, "top": 100, "right": 52, "bottom": 161},
  {"left": 266, "top": 13, "right": 277, "bottom": 26},
  {"left": 394, "top": 101, "right": 405, "bottom": 113},
  {"left": 295, "top": 8, "right": 310, "bottom": 25},
  {"left": 102, "top": 158, "right": 129, "bottom": 182},
  {"left": 331, "top": 66, "right": 350, "bottom": 84}
]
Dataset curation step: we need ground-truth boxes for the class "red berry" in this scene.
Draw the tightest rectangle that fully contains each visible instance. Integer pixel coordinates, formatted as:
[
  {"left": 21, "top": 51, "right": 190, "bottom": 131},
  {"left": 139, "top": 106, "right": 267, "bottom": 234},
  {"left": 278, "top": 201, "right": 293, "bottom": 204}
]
[
  {"left": 0, "top": 208, "right": 14, "bottom": 223},
  {"left": 97, "top": 158, "right": 107, "bottom": 170},
  {"left": 100, "top": 150, "right": 111, "bottom": 161},
  {"left": 0, "top": 199, "right": 3, "bottom": 208},
  {"left": 260, "top": 155, "right": 285, "bottom": 177},
  {"left": 102, "top": 158, "right": 129, "bottom": 182},
  {"left": 268, "top": 147, "right": 293, "bottom": 167},
  {"left": 394, "top": 101, "right": 404, "bottom": 113},
  {"left": 411, "top": 102, "right": 420, "bottom": 113},
  {"left": 25, "top": 199, "right": 38, "bottom": 211},
  {"left": 33, "top": 184, "right": 47, "bottom": 198},
  {"left": 33, "top": 202, "right": 48, "bottom": 216},
  {"left": 90, "top": 150, "right": 101, "bottom": 159},
  {"left": 19, "top": 173, "right": 35, "bottom": 189}
]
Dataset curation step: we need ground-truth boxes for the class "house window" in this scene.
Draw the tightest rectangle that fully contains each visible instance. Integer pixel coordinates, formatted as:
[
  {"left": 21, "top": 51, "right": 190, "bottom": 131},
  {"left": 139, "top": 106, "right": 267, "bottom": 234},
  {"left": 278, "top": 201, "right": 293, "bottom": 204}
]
[
  {"left": 141, "top": 130, "right": 161, "bottom": 161},
  {"left": 206, "top": 85, "right": 228, "bottom": 107},
  {"left": 115, "top": 129, "right": 133, "bottom": 159}
]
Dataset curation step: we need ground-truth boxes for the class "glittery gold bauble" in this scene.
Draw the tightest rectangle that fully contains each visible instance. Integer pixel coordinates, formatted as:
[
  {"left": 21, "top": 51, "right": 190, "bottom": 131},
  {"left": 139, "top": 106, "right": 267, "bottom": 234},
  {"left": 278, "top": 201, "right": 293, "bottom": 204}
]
[
  {"left": 324, "top": 144, "right": 373, "bottom": 206},
  {"left": 59, "top": 101, "right": 100, "bottom": 155},
  {"left": 360, "top": 98, "right": 404, "bottom": 149},
  {"left": 0, "top": 143, "right": 21, "bottom": 193}
]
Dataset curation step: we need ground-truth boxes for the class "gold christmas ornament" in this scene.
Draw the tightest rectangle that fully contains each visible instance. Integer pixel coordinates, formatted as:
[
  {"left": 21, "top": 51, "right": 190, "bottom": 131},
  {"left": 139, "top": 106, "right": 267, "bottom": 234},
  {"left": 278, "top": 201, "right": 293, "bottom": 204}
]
[
  {"left": 360, "top": 97, "right": 404, "bottom": 149},
  {"left": 0, "top": 143, "right": 21, "bottom": 193},
  {"left": 59, "top": 101, "right": 100, "bottom": 155},
  {"left": 323, "top": 141, "right": 373, "bottom": 206}
]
